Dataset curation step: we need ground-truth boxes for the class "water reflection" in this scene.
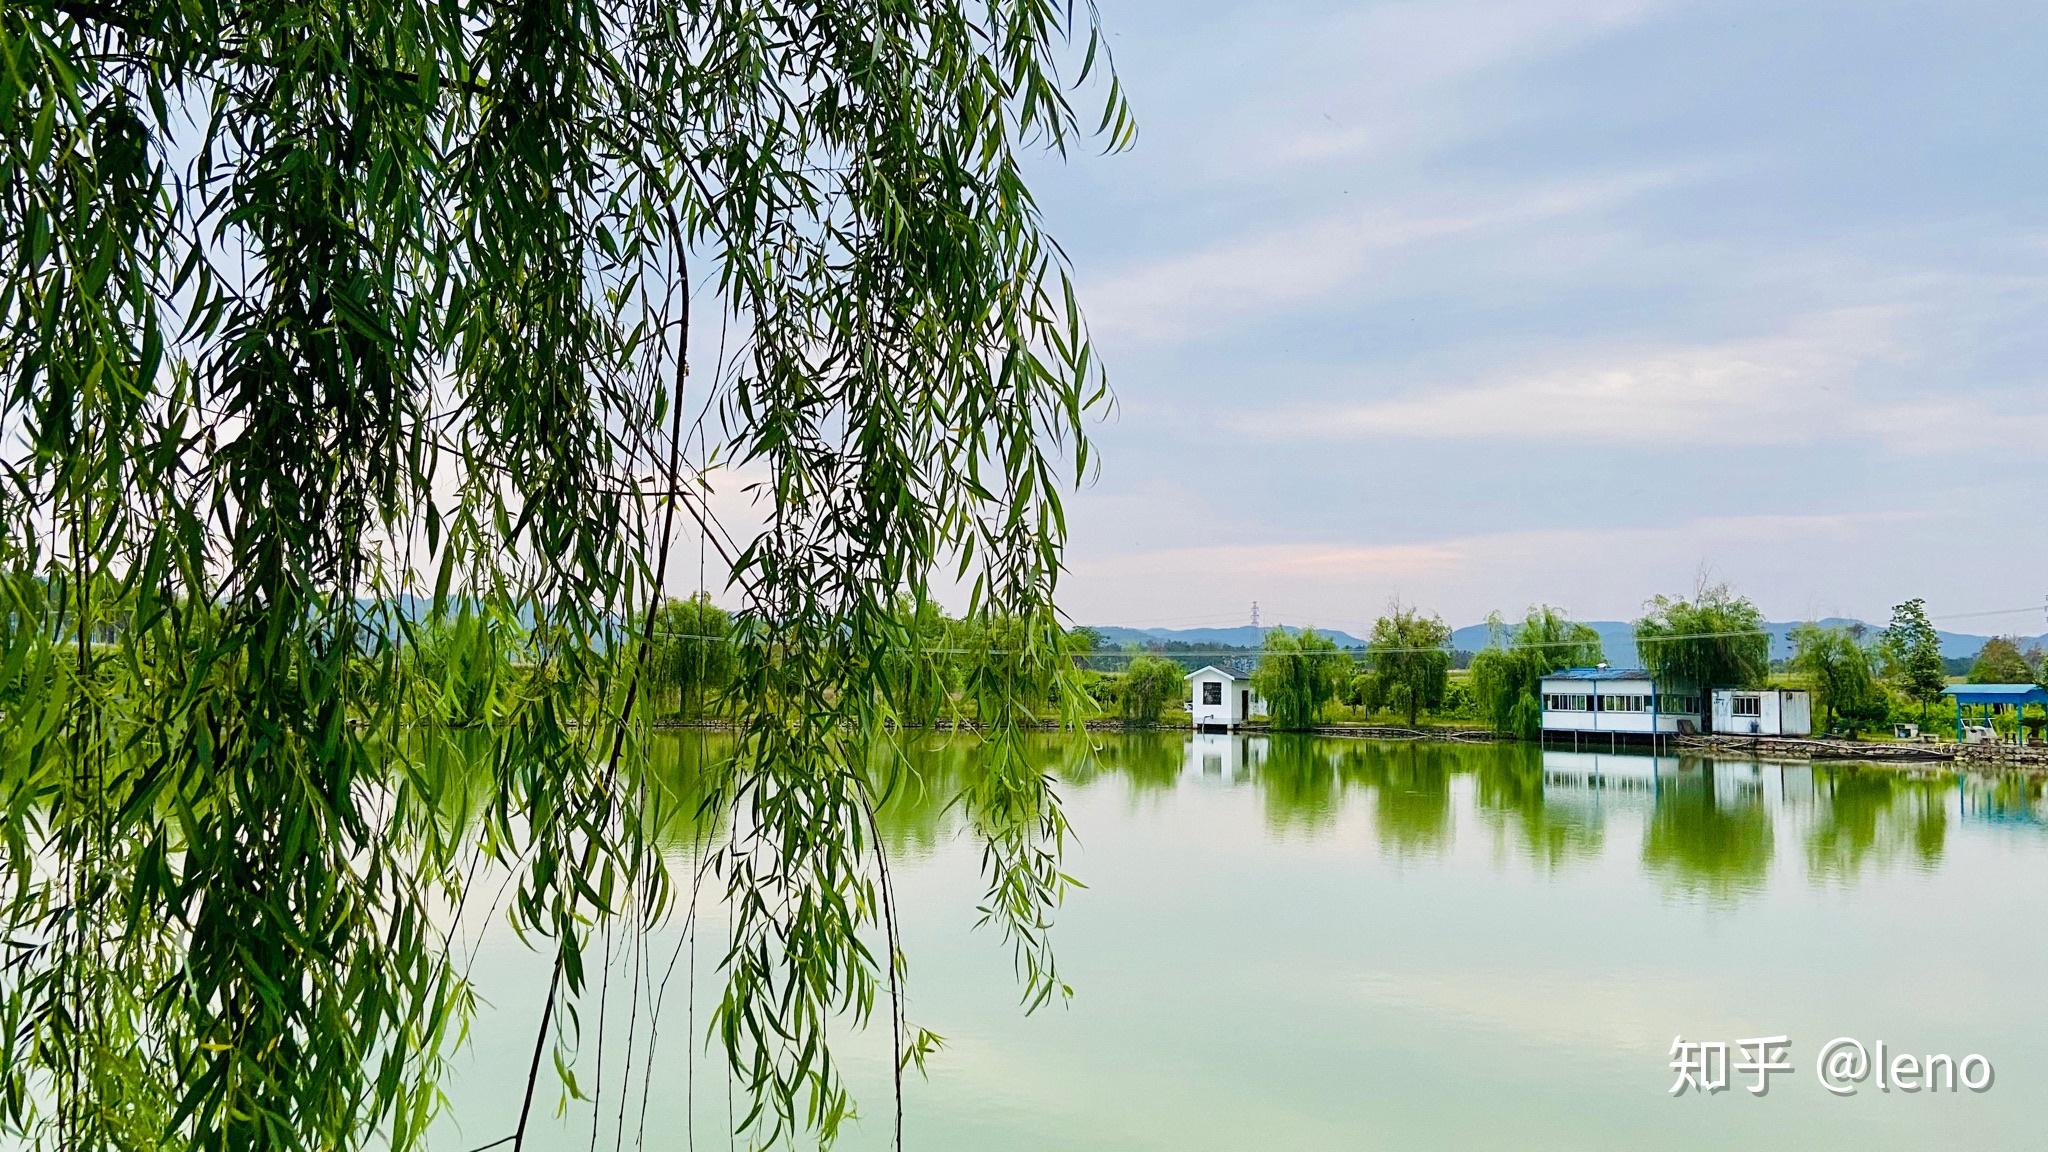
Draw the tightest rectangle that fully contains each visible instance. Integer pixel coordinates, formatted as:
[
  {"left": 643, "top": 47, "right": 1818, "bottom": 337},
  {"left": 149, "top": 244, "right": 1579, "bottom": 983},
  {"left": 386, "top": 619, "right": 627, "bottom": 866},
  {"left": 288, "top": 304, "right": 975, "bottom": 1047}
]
[
  {"left": 427, "top": 732, "right": 2048, "bottom": 1152},
  {"left": 1639, "top": 767, "right": 1775, "bottom": 901},
  {"left": 1209, "top": 735, "right": 1464, "bottom": 850},
  {"left": 1363, "top": 743, "right": 1455, "bottom": 859},
  {"left": 1805, "top": 768, "right": 1949, "bottom": 879},
  {"left": 1961, "top": 772, "right": 2048, "bottom": 826},
  {"left": 1084, "top": 730, "right": 1186, "bottom": 794},
  {"left": 1473, "top": 744, "right": 1605, "bottom": 869},
  {"left": 1180, "top": 731, "right": 1266, "bottom": 786},
  {"left": 589, "top": 733, "right": 2048, "bottom": 898}
]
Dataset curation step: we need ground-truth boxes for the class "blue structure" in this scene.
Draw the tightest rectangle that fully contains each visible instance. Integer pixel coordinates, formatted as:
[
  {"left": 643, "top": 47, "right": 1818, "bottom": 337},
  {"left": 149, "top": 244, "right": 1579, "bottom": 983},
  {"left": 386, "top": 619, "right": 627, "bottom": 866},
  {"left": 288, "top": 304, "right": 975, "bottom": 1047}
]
[{"left": 1941, "top": 683, "right": 2048, "bottom": 744}]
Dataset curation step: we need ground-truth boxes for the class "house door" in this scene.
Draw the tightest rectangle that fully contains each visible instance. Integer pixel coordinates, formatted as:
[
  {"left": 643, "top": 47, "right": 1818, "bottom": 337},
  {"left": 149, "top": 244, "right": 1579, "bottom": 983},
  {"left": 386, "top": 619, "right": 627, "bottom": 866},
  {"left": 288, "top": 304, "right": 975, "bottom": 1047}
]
[{"left": 1240, "top": 690, "right": 1249, "bottom": 719}]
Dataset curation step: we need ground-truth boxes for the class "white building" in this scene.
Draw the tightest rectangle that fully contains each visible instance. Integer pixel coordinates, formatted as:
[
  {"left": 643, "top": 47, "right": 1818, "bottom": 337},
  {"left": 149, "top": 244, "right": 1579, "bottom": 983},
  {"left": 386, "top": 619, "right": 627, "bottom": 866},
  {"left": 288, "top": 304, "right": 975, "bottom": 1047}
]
[
  {"left": 1538, "top": 667, "right": 1701, "bottom": 736},
  {"left": 1186, "top": 662, "right": 1266, "bottom": 731},
  {"left": 1710, "top": 689, "right": 1813, "bottom": 737}
]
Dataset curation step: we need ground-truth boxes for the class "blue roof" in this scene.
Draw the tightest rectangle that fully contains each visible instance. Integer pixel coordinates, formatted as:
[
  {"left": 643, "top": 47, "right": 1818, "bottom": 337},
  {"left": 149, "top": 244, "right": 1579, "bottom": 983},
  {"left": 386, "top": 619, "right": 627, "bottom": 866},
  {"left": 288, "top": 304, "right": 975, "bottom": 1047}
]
[
  {"left": 1943, "top": 684, "right": 2048, "bottom": 706},
  {"left": 1544, "top": 667, "right": 1653, "bottom": 682}
]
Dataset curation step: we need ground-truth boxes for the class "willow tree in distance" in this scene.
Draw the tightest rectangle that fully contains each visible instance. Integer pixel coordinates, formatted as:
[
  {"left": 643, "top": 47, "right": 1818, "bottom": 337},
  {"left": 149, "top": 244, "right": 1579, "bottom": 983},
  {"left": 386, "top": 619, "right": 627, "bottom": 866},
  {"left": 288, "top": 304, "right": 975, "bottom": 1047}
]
[
  {"left": 1468, "top": 607, "right": 1604, "bottom": 738},
  {"left": 1364, "top": 602, "right": 1452, "bottom": 728},
  {"left": 1633, "top": 583, "right": 1770, "bottom": 733},
  {"left": 1253, "top": 628, "right": 1353, "bottom": 730},
  {"left": 646, "top": 592, "right": 735, "bottom": 720},
  {"left": 1789, "top": 622, "right": 1884, "bottom": 733},
  {"left": 1119, "top": 654, "right": 1187, "bottom": 726},
  {"left": 0, "top": 3, "right": 1130, "bottom": 1151}
]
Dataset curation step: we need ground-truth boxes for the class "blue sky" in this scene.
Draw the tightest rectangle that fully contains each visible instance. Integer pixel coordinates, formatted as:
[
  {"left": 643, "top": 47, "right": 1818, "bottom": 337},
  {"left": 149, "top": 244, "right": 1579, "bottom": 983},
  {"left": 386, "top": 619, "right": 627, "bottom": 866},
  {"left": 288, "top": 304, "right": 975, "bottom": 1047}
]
[{"left": 1019, "top": 0, "right": 2048, "bottom": 634}]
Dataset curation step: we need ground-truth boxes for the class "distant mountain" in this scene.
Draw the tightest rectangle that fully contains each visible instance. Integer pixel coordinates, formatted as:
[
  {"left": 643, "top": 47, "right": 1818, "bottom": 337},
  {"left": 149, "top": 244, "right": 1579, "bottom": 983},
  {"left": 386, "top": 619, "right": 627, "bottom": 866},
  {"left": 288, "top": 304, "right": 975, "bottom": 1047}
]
[
  {"left": 1449, "top": 618, "right": 2042, "bottom": 666},
  {"left": 1095, "top": 619, "right": 2042, "bottom": 666},
  {"left": 1087, "top": 624, "right": 1367, "bottom": 649}
]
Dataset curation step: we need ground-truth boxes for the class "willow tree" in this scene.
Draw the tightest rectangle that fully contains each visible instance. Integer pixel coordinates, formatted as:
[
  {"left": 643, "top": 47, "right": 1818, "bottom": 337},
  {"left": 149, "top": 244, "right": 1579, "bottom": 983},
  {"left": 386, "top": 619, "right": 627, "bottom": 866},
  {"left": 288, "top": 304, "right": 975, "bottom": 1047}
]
[
  {"left": 1789, "top": 622, "right": 1883, "bottom": 733},
  {"left": 0, "top": 3, "right": 1128, "bottom": 1151},
  {"left": 1633, "top": 583, "right": 1769, "bottom": 732},
  {"left": 1118, "top": 654, "right": 1184, "bottom": 726},
  {"left": 1252, "top": 628, "right": 1352, "bottom": 730},
  {"left": 1468, "top": 607, "right": 1604, "bottom": 738},
  {"left": 1364, "top": 602, "right": 1451, "bottom": 728},
  {"left": 646, "top": 592, "right": 735, "bottom": 719}
]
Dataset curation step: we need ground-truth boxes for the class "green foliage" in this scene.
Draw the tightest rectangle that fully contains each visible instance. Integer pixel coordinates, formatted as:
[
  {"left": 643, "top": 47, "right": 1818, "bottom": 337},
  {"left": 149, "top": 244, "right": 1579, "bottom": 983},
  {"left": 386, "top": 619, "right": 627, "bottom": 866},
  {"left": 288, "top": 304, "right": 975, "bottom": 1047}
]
[
  {"left": 873, "top": 596, "right": 961, "bottom": 728},
  {"left": 1350, "top": 668, "right": 1386, "bottom": 712},
  {"left": 1364, "top": 603, "right": 1451, "bottom": 727},
  {"left": 1633, "top": 583, "right": 1770, "bottom": 710},
  {"left": 1252, "top": 629, "right": 1352, "bottom": 731},
  {"left": 1790, "top": 622, "right": 1883, "bottom": 734},
  {"left": 1439, "top": 678, "right": 1476, "bottom": 719},
  {"left": 1467, "top": 608, "right": 1603, "bottom": 738},
  {"left": 647, "top": 593, "right": 736, "bottom": 719},
  {"left": 1880, "top": 598, "right": 1947, "bottom": 722},
  {"left": 1967, "top": 636, "right": 2036, "bottom": 684},
  {"left": 1118, "top": 654, "right": 1184, "bottom": 726},
  {"left": 0, "top": 2, "right": 1128, "bottom": 1149}
]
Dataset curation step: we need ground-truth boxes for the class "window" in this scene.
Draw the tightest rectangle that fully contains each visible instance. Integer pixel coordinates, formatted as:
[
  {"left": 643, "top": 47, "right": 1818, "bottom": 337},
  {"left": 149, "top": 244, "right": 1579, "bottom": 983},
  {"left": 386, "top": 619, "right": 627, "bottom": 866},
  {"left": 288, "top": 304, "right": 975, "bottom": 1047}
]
[
  {"left": 1202, "top": 681, "right": 1222, "bottom": 706},
  {"left": 1732, "top": 694, "right": 1762, "bottom": 718},
  {"left": 1600, "top": 694, "right": 1646, "bottom": 713},
  {"left": 1544, "top": 693, "right": 1591, "bottom": 712}
]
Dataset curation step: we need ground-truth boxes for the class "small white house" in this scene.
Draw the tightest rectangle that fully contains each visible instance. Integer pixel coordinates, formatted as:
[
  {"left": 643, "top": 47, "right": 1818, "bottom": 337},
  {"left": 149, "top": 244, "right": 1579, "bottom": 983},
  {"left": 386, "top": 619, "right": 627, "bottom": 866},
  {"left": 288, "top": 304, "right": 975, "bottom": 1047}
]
[
  {"left": 1711, "top": 689, "right": 1813, "bottom": 737},
  {"left": 1187, "top": 662, "right": 1266, "bottom": 731},
  {"left": 1539, "top": 667, "right": 1701, "bottom": 736}
]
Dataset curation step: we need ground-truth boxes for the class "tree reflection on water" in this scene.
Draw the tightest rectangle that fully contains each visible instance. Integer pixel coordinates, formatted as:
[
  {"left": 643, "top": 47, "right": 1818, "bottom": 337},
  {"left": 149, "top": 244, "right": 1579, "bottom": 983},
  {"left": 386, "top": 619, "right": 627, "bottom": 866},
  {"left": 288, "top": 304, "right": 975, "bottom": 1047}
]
[{"left": 616, "top": 731, "right": 2040, "bottom": 899}]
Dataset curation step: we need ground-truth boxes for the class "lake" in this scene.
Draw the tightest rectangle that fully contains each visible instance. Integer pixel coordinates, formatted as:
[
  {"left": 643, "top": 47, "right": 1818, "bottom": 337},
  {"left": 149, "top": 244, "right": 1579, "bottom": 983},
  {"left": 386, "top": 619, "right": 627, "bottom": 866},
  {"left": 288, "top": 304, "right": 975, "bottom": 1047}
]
[{"left": 436, "top": 731, "right": 2048, "bottom": 1150}]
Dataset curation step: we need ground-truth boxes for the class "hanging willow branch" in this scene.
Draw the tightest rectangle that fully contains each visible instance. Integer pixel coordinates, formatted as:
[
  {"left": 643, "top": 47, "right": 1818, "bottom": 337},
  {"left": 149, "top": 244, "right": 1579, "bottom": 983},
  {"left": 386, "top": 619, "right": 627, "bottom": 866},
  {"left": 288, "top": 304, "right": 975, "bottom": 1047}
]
[{"left": 0, "top": 0, "right": 1128, "bottom": 1149}]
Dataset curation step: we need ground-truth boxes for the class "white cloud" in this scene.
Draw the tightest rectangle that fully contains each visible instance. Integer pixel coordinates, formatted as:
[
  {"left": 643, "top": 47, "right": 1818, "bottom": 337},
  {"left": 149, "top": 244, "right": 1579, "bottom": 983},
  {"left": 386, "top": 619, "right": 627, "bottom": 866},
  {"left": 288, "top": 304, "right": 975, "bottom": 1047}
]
[
  {"left": 1247, "top": 306, "right": 1914, "bottom": 445},
  {"left": 1086, "top": 166, "right": 1700, "bottom": 345}
]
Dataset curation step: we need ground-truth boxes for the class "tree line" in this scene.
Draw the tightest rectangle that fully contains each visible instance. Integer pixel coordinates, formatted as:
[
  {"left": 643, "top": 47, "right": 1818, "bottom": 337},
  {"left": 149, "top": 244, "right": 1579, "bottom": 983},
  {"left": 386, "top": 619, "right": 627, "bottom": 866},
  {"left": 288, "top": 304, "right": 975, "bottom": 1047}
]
[
  {"left": 1083, "top": 587, "right": 2027, "bottom": 738},
  {"left": 639, "top": 587, "right": 2041, "bottom": 739}
]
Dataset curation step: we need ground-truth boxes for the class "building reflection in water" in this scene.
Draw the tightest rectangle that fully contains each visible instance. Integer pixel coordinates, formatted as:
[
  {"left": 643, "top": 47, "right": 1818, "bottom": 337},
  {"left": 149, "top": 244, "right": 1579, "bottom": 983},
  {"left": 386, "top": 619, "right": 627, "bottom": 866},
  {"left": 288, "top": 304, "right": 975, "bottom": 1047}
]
[{"left": 1182, "top": 731, "right": 1267, "bottom": 784}]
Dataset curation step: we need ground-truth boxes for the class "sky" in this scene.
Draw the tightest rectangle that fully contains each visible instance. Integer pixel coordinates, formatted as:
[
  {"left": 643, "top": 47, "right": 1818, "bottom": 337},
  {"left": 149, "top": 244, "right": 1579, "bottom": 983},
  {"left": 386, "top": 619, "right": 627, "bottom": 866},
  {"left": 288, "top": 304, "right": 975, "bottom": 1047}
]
[{"left": 1004, "top": 0, "right": 2048, "bottom": 635}]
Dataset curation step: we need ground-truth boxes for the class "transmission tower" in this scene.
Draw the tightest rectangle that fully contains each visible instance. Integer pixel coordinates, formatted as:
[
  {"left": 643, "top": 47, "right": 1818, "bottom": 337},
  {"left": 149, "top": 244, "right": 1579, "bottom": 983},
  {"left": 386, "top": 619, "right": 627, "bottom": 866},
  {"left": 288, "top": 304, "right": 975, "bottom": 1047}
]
[{"left": 1250, "top": 601, "right": 1260, "bottom": 629}]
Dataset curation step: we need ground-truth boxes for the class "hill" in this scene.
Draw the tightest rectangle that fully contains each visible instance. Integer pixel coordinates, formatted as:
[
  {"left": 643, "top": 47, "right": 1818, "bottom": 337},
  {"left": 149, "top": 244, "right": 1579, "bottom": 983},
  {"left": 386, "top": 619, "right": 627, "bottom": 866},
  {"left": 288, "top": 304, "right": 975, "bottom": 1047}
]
[
  {"left": 1093, "top": 619, "right": 2039, "bottom": 665},
  {"left": 1087, "top": 624, "right": 1367, "bottom": 650}
]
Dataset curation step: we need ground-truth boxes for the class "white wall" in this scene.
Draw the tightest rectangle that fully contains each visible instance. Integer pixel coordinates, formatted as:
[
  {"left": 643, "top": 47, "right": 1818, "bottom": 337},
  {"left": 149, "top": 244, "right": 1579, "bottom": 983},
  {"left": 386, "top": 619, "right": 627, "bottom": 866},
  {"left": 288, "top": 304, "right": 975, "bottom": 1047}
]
[
  {"left": 1539, "top": 678, "right": 1697, "bottom": 734},
  {"left": 1711, "top": 690, "right": 1813, "bottom": 736},
  {"left": 1779, "top": 691, "right": 1812, "bottom": 736},
  {"left": 1190, "top": 673, "right": 1231, "bottom": 727},
  {"left": 1190, "top": 670, "right": 1267, "bottom": 728}
]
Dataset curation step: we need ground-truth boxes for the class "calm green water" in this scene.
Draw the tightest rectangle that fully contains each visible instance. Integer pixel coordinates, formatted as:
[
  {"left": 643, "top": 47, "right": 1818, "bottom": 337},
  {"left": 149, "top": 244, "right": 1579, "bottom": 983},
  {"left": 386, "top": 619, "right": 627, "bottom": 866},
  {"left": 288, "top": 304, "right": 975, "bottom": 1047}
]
[{"left": 437, "top": 733, "right": 2048, "bottom": 1150}]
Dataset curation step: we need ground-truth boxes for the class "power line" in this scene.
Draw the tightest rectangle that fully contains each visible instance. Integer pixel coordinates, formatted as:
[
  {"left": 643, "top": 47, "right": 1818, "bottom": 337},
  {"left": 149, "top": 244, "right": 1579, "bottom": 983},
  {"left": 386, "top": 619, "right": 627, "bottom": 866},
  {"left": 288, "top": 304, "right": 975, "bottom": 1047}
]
[
  {"left": 639, "top": 604, "right": 2045, "bottom": 659},
  {"left": 644, "top": 624, "right": 1756, "bottom": 658}
]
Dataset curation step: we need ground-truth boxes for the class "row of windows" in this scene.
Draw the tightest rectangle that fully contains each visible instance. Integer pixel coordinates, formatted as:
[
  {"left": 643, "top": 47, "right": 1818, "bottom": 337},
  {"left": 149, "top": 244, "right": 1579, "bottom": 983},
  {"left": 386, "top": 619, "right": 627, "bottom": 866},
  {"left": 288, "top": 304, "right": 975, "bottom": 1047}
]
[{"left": 1542, "top": 693, "right": 1699, "bottom": 714}]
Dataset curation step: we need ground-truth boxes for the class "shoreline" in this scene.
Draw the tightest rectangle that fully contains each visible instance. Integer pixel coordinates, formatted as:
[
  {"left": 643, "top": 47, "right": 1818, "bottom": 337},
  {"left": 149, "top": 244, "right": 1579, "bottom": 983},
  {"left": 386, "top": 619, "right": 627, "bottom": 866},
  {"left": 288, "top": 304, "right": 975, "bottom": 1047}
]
[{"left": 646, "top": 717, "right": 2048, "bottom": 772}]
